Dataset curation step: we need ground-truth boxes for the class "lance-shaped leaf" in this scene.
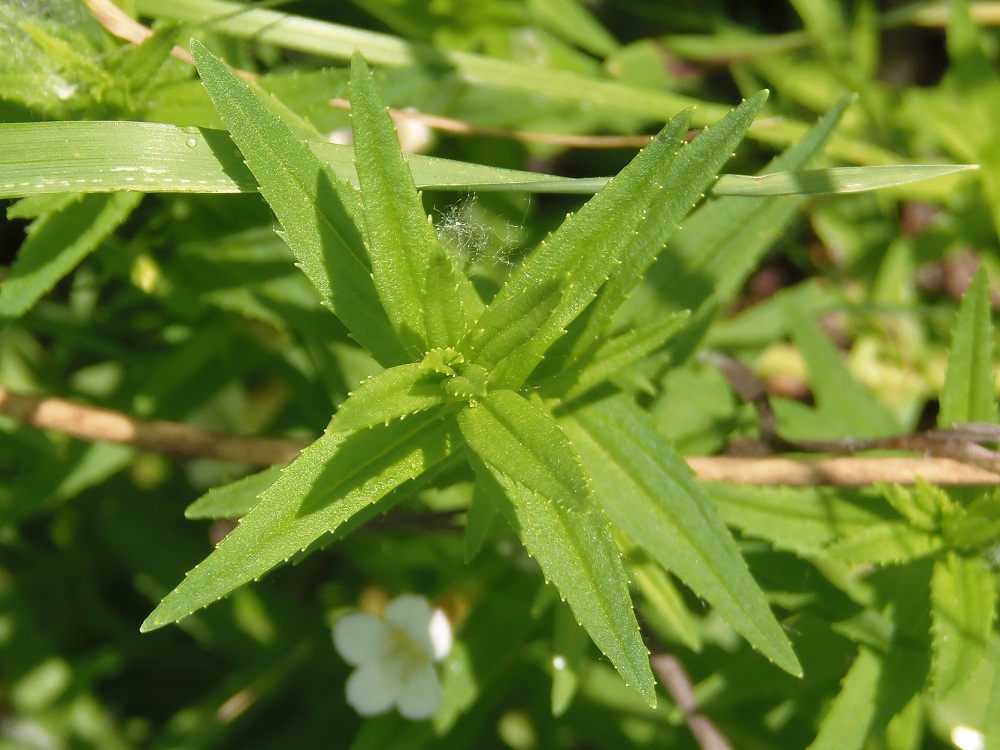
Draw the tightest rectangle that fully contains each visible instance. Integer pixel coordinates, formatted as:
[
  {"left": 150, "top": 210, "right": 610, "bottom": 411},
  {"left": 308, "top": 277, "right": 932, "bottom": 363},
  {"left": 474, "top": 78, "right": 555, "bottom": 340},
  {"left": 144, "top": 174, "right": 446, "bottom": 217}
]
[
  {"left": 712, "top": 164, "right": 977, "bottom": 196},
  {"left": 190, "top": 41, "right": 407, "bottom": 366},
  {"left": 939, "top": 266, "right": 998, "bottom": 427},
  {"left": 930, "top": 552, "right": 997, "bottom": 697},
  {"left": 541, "top": 92, "right": 769, "bottom": 380},
  {"left": 185, "top": 465, "right": 285, "bottom": 519},
  {"left": 561, "top": 395, "right": 801, "bottom": 677},
  {"left": 142, "top": 410, "right": 457, "bottom": 630},
  {"left": 327, "top": 362, "right": 448, "bottom": 434},
  {"left": 462, "top": 279, "right": 562, "bottom": 373},
  {"left": 542, "top": 310, "right": 689, "bottom": 401},
  {"left": 457, "top": 391, "right": 655, "bottom": 705},
  {"left": 476, "top": 105, "right": 695, "bottom": 388},
  {"left": 349, "top": 53, "right": 480, "bottom": 352},
  {"left": 807, "top": 644, "right": 929, "bottom": 750}
]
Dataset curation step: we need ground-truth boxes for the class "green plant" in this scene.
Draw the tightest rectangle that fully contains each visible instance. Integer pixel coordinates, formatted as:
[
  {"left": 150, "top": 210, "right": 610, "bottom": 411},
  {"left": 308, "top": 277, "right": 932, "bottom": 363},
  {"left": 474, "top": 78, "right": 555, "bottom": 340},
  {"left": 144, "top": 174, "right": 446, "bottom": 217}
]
[{"left": 2, "top": 2, "right": 999, "bottom": 748}]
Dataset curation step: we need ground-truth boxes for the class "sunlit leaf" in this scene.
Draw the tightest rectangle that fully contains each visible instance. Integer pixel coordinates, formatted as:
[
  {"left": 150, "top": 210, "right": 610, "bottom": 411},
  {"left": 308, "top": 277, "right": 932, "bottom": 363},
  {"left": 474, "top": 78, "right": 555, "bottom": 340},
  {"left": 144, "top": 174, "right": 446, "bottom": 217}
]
[
  {"left": 458, "top": 392, "right": 655, "bottom": 705},
  {"left": 190, "top": 41, "right": 407, "bottom": 365},
  {"left": 562, "top": 396, "right": 801, "bottom": 677},
  {"left": 142, "top": 411, "right": 457, "bottom": 630}
]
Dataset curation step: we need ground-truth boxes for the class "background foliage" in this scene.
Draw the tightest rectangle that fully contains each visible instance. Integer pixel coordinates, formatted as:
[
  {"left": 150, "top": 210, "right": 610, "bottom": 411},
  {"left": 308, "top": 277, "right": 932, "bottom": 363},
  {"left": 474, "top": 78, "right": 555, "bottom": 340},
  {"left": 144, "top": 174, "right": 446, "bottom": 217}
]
[{"left": 1, "top": 1, "right": 999, "bottom": 748}]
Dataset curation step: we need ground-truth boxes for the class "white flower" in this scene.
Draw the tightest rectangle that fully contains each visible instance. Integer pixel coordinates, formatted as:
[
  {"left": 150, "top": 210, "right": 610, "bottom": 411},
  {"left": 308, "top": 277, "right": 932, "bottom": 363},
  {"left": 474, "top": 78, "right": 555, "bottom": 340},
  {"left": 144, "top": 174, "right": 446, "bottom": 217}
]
[{"left": 333, "top": 593, "right": 453, "bottom": 720}]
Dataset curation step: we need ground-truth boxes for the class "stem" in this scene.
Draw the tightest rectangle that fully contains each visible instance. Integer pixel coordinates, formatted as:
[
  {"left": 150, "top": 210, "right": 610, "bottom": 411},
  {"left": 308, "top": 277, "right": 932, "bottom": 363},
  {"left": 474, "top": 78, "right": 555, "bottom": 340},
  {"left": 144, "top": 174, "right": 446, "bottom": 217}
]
[{"left": 2, "top": 385, "right": 997, "bottom": 486}]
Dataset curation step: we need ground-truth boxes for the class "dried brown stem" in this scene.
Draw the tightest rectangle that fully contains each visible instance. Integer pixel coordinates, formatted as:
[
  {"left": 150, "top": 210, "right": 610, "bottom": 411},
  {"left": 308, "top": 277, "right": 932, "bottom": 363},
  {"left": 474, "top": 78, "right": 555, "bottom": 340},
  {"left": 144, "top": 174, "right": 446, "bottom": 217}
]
[
  {"left": 0, "top": 386, "right": 306, "bottom": 465},
  {"left": 3, "top": 386, "right": 999, "bottom": 486},
  {"left": 329, "top": 98, "right": 654, "bottom": 149}
]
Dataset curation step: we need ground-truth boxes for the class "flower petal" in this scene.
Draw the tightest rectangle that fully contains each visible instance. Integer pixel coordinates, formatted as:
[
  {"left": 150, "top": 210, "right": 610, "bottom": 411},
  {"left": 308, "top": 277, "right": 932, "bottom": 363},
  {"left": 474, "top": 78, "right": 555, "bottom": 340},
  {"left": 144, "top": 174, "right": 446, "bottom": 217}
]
[
  {"left": 396, "top": 664, "right": 442, "bottom": 721},
  {"left": 345, "top": 661, "right": 401, "bottom": 716},
  {"left": 384, "top": 594, "right": 436, "bottom": 658},
  {"left": 334, "top": 613, "right": 389, "bottom": 666},
  {"left": 428, "top": 609, "right": 453, "bottom": 661}
]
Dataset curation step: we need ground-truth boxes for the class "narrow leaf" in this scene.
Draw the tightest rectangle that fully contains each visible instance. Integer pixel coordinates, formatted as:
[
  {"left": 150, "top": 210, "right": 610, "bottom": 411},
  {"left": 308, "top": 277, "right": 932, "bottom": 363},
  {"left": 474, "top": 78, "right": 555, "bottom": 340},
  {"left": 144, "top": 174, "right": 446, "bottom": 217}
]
[
  {"left": 0, "top": 121, "right": 612, "bottom": 200},
  {"left": 458, "top": 391, "right": 592, "bottom": 511},
  {"left": 807, "top": 644, "right": 929, "bottom": 750},
  {"left": 708, "top": 484, "right": 891, "bottom": 556},
  {"left": 185, "top": 465, "right": 284, "bottom": 519},
  {"left": 481, "top": 106, "right": 696, "bottom": 388},
  {"left": 939, "top": 267, "right": 998, "bottom": 427},
  {"left": 562, "top": 396, "right": 801, "bottom": 676},
  {"left": 929, "top": 552, "right": 997, "bottom": 697},
  {"left": 349, "top": 53, "right": 479, "bottom": 352},
  {"left": 631, "top": 558, "right": 702, "bottom": 652},
  {"left": 459, "top": 394, "right": 655, "bottom": 705},
  {"left": 825, "top": 523, "right": 942, "bottom": 565},
  {"left": 142, "top": 411, "right": 457, "bottom": 630},
  {"left": 463, "top": 279, "right": 562, "bottom": 372},
  {"left": 544, "top": 92, "right": 769, "bottom": 374},
  {"left": 190, "top": 41, "right": 407, "bottom": 366},
  {"left": 328, "top": 362, "right": 446, "bottom": 434},
  {"left": 0, "top": 192, "right": 142, "bottom": 326},
  {"left": 545, "top": 310, "right": 689, "bottom": 401},
  {"left": 712, "top": 164, "right": 977, "bottom": 196},
  {"left": 648, "top": 95, "right": 853, "bottom": 338}
]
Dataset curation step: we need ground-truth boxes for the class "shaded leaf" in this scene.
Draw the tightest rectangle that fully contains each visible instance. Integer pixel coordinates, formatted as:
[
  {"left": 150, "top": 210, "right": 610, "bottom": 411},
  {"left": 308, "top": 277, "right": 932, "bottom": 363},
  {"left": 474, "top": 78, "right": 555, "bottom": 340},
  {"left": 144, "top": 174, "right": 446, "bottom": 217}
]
[
  {"left": 0, "top": 192, "right": 142, "bottom": 326},
  {"left": 929, "top": 552, "right": 997, "bottom": 697},
  {"left": 939, "top": 266, "right": 998, "bottom": 427},
  {"left": 786, "top": 308, "right": 900, "bottom": 438}
]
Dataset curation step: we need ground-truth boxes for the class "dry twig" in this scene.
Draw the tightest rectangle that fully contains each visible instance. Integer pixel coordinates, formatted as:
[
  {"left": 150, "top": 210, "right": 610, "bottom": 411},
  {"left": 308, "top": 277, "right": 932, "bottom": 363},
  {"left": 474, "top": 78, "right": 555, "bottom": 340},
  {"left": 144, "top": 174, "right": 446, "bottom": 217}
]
[{"left": 3, "top": 385, "right": 998, "bottom": 486}]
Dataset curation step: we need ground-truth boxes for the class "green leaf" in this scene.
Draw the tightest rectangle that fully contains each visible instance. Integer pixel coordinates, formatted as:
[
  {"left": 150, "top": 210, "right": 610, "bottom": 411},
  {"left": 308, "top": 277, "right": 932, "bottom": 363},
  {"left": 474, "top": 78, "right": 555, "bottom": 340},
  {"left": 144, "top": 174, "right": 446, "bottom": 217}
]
[
  {"left": 806, "top": 643, "right": 928, "bottom": 750},
  {"left": 462, "top": 484, "right": 497, "bottom": 563},
  {"left": 0, "top": 121, "right": 611, "bottom": 201},
  {"left": 929, "top": 552, "right": 997, "bottom": 697},
  {"left": 458, "top": 392, "right": 655, "bottom": 705},
  {"left": 807, "top": 647, "right": 882, "bottom": 750},
  {"left": 708, "top": 484, "right": 892, "bottom": 556},
  {"left": 647, "top": 96, "right": 852, "bottom": 349},
  {"left": 463, "top": 279, "right": 563, "bottom": 373},
  {"left": 561, "top": 396, "right": 801, "bottom": 677},
  {"left": 458, "top": 391, "right": 592, "bottom": 511},
  {"left": 190, "top": 41, "right": 407, "bottom": 366},
  {"left": 349, "top": 53, "right": 480, "bottom": 353},
  {"left": 880, "top": 480, "right": 960, "bottom": 532},
  {"left": 134, "top": 0, "right": 900, "bottom": 165},
  {"left": 786, "top": 308, "right": 901, "bottom": 438},
  {"left": 520, "top": 93, "right": 769, "bottom": 386},
  {"left": 825, "top": 523, "right": 943, "bottom": 565},
  {"left": 185, "top": 466, "right": 285, "bottom": 519},
  {"left": 478, "top": 105, "right": 694, "bottom": 388},
  {"left": 545, "top": 310, "right": 689, "bottom": 401},
  {"left": 142, "top": 410, "right": 457, "bottom": 630},
  {"left": 328, "top": 362, "right": 447, "bottom": 434},
  {"left": 939, "top": 267, "right": 998, "bottom": 427},
  {"left": 0, "top": 192, "right": 142, "bottom": 327},
  {"left": 712, "top": 164, "right": 978, "bottom": 196}
]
